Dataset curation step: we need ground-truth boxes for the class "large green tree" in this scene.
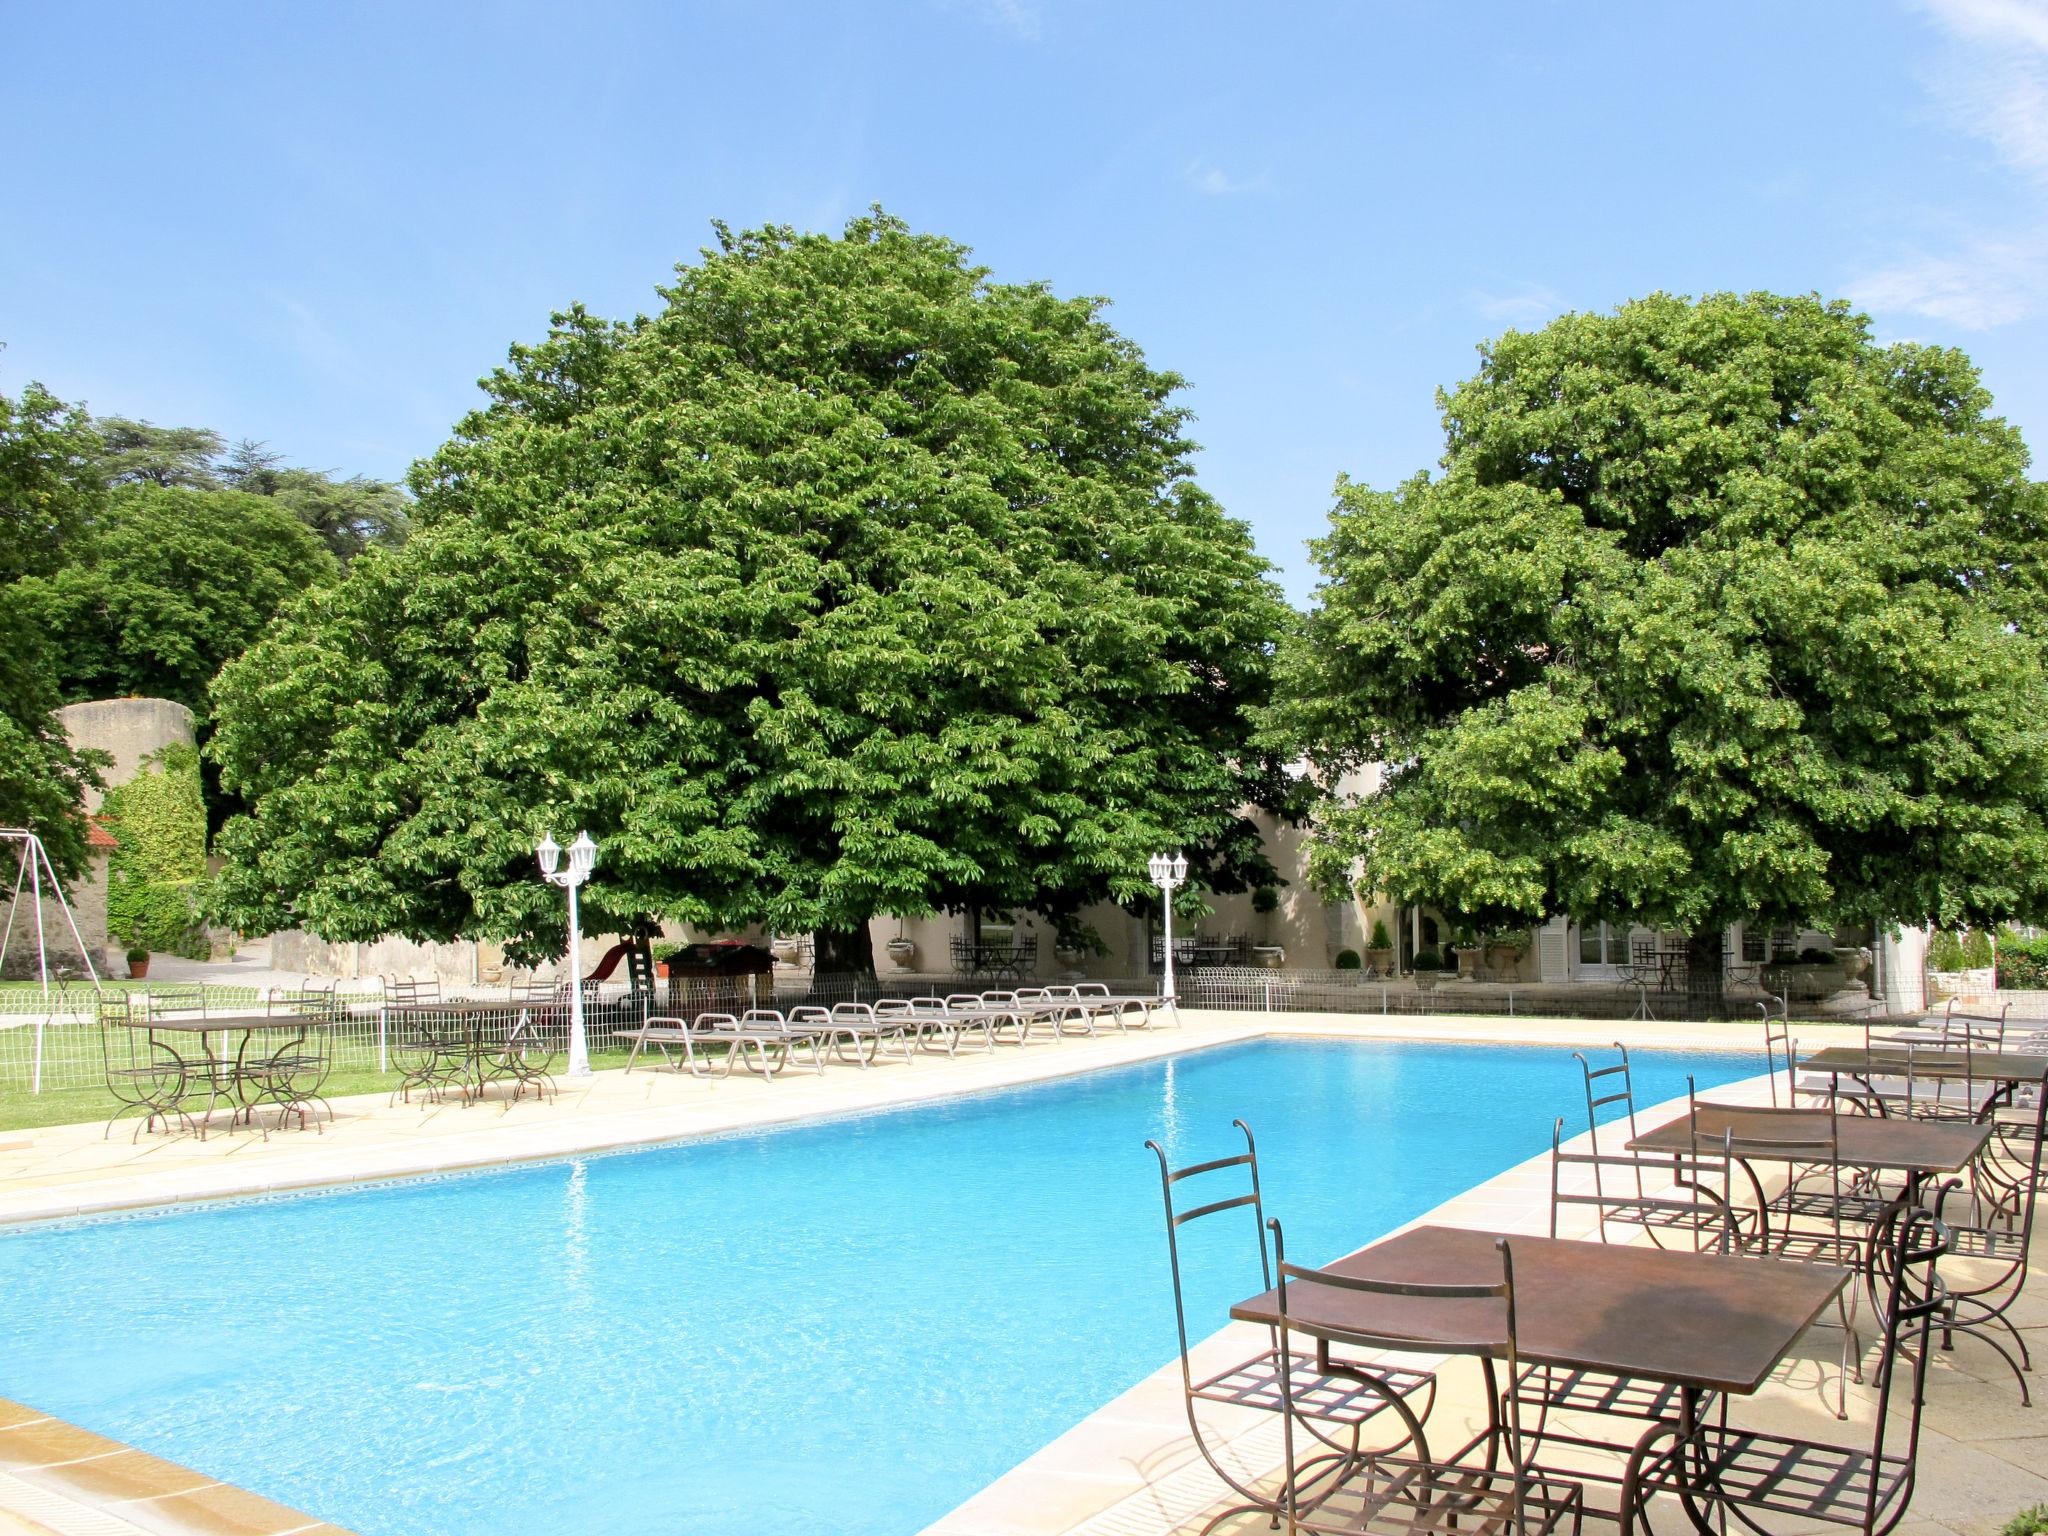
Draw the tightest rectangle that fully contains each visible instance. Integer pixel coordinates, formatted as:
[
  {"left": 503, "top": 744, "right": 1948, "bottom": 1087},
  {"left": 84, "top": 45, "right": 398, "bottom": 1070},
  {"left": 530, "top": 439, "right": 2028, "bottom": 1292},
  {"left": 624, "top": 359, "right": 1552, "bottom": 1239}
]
[
  {"left": 0, "top": 376, "right": 106, "bottom": 880},
  {"left": 211, "top": 211, "right": 1290, "bottom": 968},
  {"left": 1270, "top": 292, "right": 2048, "bottom": 992},
  {"left": 221, "top": 441, "right": 411, "bottom": 560},
  {"left": 17, "top": 483, "right": 337, "bottom": 712}
]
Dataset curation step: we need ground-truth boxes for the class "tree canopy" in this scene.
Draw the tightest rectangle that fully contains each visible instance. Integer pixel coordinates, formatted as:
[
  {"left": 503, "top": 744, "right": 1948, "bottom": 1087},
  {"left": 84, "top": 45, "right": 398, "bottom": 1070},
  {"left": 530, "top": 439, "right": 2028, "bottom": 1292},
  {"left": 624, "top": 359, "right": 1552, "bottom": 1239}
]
[
  {"left": 1269, "top": 291, "right": 2048, "bottom": 949},
  {"left": 210, "top": 211, "right": 1290, "bottom": 965},
  {"left": 16, "top": 483, "right": 338, "bottom": 711},
  {"left": 0, "top": 361, "right": 404, "bottom": 880},
  {"left": 0, "top": 378, "right": 105, "bottom": 879}
]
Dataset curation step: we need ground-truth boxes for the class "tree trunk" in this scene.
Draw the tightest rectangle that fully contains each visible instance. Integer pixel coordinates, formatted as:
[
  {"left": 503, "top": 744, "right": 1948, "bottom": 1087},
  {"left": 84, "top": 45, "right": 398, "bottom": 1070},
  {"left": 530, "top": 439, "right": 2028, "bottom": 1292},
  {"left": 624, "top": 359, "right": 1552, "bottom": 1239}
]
[
  {"left": 1686, "top": 928, "right": 1726, "bottom": 1019},
  {"left": 813, "top": 922, "right": 876, "bottom": 977}
]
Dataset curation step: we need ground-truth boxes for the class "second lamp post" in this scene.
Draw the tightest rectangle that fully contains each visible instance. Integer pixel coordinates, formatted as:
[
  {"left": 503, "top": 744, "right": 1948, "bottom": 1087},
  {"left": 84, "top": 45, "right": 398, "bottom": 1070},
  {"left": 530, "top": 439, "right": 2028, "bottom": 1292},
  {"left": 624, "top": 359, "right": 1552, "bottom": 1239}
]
[
  {"left": 1148, "top": 850, "right": 1189, "bottom": 1007},
  {"left": 537, "top": 830, "right": 598, "bottom": 1077}
]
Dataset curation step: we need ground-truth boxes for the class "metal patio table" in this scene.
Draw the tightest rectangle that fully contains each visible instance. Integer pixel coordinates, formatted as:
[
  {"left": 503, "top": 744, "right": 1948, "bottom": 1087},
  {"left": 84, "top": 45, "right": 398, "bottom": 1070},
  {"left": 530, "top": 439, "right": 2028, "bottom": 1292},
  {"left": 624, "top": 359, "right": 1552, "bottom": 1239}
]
[
  {"left": 113, "top": 1012, "right": 333, "bottom": 1136},
  {"left": 383, "top": 1000, "right": 560, "bottom": 1102},
  {"left": 1630, "top": 1106, "right": 1990, "bottom": 1241},
  {"left": 1230, "top": 1225, "right": 1847, "bottom": 1530},
  {"left": 1799, "top": 1045, "right": 2048, "bottom": 1121}
]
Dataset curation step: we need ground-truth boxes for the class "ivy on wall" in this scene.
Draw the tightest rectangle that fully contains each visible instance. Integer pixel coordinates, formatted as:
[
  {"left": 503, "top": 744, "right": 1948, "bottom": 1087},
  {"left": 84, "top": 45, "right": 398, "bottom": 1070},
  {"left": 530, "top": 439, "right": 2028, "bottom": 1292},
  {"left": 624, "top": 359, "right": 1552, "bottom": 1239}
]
[{"left": 101, "top": 743, "right": 211, "bottom": 959}]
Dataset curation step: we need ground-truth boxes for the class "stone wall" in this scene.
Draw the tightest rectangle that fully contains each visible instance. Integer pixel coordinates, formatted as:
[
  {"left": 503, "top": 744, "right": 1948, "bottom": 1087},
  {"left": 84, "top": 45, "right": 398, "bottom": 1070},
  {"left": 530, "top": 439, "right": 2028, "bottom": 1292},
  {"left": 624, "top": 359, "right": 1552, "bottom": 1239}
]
[{"left": 57, "top": 698, "right": 196, "bottom": 813}]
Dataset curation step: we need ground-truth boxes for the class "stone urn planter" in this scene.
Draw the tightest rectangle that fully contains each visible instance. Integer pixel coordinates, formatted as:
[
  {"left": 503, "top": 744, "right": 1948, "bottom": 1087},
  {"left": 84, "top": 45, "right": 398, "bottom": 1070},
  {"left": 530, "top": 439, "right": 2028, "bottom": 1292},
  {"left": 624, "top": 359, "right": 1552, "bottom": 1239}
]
[
  {"left": 1484, "top": 944, "right": 1524, "bottom": 979},
  {"left": 883, "top": 937, "right": 917, "bottom": 971},
  {"left": 769, "top": 935, "right": 806, "bottom": 965},
  {"left": 1834, "top": 946, "right": 1871, "bottom": 985},
  {"left": 1453, "top": 945, "right": 1483, "bottom": 979},
  {"left": 1252, "top": 944, "right": 1287, "bottom": 968},
  {"left": 1411, "top": 960, "right": 1443, "bottom": 991},
  {"left": 1365, "top": 946, "right": 1394, "bottom": 975}
]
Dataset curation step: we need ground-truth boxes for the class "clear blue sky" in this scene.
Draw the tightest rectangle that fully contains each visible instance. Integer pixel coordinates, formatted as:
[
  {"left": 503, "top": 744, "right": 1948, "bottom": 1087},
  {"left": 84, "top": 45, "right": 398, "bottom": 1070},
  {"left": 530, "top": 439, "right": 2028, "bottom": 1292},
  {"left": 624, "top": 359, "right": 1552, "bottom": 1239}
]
[{"left": 5, "top": 0, "right": 2044, "bottom": 599}]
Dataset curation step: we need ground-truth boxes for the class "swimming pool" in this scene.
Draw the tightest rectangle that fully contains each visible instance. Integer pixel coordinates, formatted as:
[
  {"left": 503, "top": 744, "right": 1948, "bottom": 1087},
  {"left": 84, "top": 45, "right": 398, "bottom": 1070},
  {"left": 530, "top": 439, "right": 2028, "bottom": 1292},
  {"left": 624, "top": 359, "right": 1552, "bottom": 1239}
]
[{"left": 0, "top": 1038, "right": 1751, "bottom": 1535}]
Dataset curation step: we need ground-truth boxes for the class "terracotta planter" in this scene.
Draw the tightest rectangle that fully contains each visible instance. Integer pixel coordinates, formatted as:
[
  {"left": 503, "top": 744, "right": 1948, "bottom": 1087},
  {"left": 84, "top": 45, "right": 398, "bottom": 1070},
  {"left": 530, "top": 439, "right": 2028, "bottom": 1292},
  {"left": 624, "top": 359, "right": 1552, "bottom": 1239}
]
[{"left": 126, "top": 955, "right": 150, "bottom": 980}]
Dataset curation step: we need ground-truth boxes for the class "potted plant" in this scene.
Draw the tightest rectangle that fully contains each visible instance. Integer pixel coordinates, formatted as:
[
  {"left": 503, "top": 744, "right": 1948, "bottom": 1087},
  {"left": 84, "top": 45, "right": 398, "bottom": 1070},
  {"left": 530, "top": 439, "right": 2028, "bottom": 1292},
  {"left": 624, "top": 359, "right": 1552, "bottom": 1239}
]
[
  {"left": 1411, "top": 948, "right": 1443, "bottom": 990},
  {"left": 125, "top": 944, "right": 150, "bottom": 980},
  {"left": 1482, "top": 927, "right": 1530, "bottom": 979},
  {"left": 1365, "top": 920, "right": 1394, "bottom": 975},
  {"left": 883, "top": 935, "right": 917, "bottom": 970},
  {"left": 1450, "top": 926, "right": 1483, "bottom": 978}
]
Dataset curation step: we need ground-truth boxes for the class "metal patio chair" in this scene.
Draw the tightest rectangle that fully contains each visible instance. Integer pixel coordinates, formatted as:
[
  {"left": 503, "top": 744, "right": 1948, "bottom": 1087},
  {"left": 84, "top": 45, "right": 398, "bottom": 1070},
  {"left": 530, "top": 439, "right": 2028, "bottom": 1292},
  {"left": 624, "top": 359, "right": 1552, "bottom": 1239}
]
[
  {"left": 482, "top": 999, "right": 560, "bottom": 1102},
  {"left": 1928, "top": 1081, "right": 2043, "bottom": 1403},
  {"left": 1520, "top": 1120, "right": 1740, "bottom": 1491},
  {"left": 1687, "top": 1087, "right": 1868, "bottom": 1417},
  {"left": 1942, "top": 1000, "right": 2008, "bottom": 1053},
  {"left": 387, "top": 1000, "right": 470, "bottom": 1104},
  {"left": 97, "top": 995, "right": 187, "bottom": 1140},
  {"left": 383, "top": 975, "right": 442, "bottom": 1007},
  {"left": 238, "top": 986, "right": 337, "bottom": 1131},
  {"left": 1145, "top": 1124, "right": 1435, "bottom": 1529},
  {"left": 1268, "top": 1221, "right": 1584, "bottom": 1536},
  {"left": 1618, "top": 1209, "right": 1951, "bottom": 1536}
]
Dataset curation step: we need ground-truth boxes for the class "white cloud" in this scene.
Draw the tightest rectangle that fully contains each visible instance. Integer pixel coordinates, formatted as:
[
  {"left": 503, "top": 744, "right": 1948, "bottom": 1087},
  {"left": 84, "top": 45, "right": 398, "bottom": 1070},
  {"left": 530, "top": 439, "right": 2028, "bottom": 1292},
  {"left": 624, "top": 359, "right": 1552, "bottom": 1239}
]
[
  {"left": 1849, "top": 239, "right": 2048, "bottom": 329},
  {"left": 1470, "top": 283, "right": 1565, "bottom": 326},
  {"left": 1850, "top": 0, "right": 2048, "bottom": 328},
  {"left": 1182, "top": 161, "right": 1267, "bottom": 196},
  {"left": 937, "top": 0, "right": 1040, "bottom": 41}
]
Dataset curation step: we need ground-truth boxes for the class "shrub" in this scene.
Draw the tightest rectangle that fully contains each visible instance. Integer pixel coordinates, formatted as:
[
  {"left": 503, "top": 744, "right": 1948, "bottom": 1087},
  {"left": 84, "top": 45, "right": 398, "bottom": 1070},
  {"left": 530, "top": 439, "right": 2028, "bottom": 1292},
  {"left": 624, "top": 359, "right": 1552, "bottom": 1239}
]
[
  {"left": 1797, "top": 946, "right": 1836, "bottom": 966},
  {"left": 2002, "top": 1505, "right": 2048, "bottom": 1536},
  {"left": 1412, "top": 948, "right": 1443, "bottom": 971},
  {"left": 1333, "top": 948, "right": 1362, "bottom": 970},
  {"left": 124, "top": 945, "right": 148, "bottom": 964},
  {"left": 1998, "top": 931, "right": 2048, "bottom": 990},
  {"left": 1929, "top": 927, "right": 1995, "bottom": 970},
  {"left": 1368, "top": 920, "right": 1391, "bottom": 951},
  {"left": 101, "top": 745, "right": 211, "bottom": 960},
  {"left": 1251, "top": 886, "right": 1280, "bottom": 916}
]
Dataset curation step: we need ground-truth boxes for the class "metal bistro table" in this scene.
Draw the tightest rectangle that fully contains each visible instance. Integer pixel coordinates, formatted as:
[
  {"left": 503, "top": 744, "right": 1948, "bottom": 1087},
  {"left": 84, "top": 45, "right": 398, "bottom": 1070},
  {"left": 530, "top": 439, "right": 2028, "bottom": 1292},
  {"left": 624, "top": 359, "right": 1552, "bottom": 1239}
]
[
  {"left": 1231, "top": 1226, "right": 1847, "bottom": 1518},
  {"left": 1630, "top": 1105, "right": 1990, "bottom": 1240},
  {"left": 114, "top": 1011, "right": 334, "bottom": 1136},
  {"left": 1800, "top": 1044, "right": 2048, "bottom": 1120},
  {"left": 382, "top": 999, "right": 561, "bottom": 1103}
]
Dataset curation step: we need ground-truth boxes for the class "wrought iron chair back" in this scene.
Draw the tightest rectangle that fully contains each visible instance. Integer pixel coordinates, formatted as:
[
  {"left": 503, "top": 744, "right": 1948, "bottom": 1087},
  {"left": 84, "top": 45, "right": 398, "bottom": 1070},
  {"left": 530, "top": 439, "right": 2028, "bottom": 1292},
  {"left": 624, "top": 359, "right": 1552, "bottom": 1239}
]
[
  {"left": 143, "top": 983, "right": 206, "bottom": 1020},
  {"left": 1267, "top": 1221, "right": 1566, "bottom": 1534},
  {"left": 1573, "top": 1043, "right": 1645, "bottom": 1210},
  {"left": 1943, "top": 1001, "right": 2008, "bottom": 1052},
  {"left": 1549, "top": 1117, "right": 1739, "bottom": 1252},
  {"left": 1146, "top": 1120, "right": 1273, "bottom": 1379},
  {"left": 384, "top": 975, "right": 442, "bottom": 1007},
  {"left": 1764, "top": 1016, "right": 1799, "bottom": 1105}
]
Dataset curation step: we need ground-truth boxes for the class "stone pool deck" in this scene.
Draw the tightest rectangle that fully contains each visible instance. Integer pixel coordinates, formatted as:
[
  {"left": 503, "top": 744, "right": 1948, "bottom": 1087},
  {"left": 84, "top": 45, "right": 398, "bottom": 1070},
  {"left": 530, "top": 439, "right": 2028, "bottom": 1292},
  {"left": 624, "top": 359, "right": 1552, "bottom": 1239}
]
[{"left": 0, "top": 1006, "right": 1957, "bottom": 1536}]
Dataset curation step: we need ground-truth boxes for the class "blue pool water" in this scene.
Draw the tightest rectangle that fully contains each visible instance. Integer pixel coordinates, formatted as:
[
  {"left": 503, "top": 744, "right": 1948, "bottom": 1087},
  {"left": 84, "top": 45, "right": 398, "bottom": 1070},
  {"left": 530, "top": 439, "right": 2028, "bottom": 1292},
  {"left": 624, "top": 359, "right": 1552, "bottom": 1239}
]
[{"left": 0, "top": 1039, "right": 1751, "bottom": 1534}]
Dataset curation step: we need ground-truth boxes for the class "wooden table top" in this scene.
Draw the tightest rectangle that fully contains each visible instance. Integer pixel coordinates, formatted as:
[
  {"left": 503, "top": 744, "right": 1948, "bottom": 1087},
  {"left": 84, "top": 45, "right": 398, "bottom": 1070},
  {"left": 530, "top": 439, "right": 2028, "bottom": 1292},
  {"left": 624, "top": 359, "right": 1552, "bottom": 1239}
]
[
  {"left": 1230, "top": 1225, "right": 1845, "bottom": 1396},
  {"left": 1631, "top": 1104, "right": 1991, "bottom": 1174},
  {"left": 1801, "top": 1045, "right": 2048, "bottom": 1084}
]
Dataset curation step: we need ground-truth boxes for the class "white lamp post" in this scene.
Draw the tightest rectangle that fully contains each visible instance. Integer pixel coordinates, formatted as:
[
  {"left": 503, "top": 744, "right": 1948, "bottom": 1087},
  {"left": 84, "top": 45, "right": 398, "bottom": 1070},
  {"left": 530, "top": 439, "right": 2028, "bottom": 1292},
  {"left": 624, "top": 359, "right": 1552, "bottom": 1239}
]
[
  {"left": 537, "top": 830, "right": 598, "bottom": 1077},
  {"left": 1148, "top": 850, "right": 1190, "bottom": 1007}
]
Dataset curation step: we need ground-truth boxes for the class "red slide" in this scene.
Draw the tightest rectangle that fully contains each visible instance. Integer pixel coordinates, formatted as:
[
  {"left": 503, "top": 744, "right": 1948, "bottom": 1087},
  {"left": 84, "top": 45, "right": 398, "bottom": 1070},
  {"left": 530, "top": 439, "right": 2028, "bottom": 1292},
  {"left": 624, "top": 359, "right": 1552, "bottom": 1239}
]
[{"left": 583, "top": 940, "right": 636, "bottom": 982}]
